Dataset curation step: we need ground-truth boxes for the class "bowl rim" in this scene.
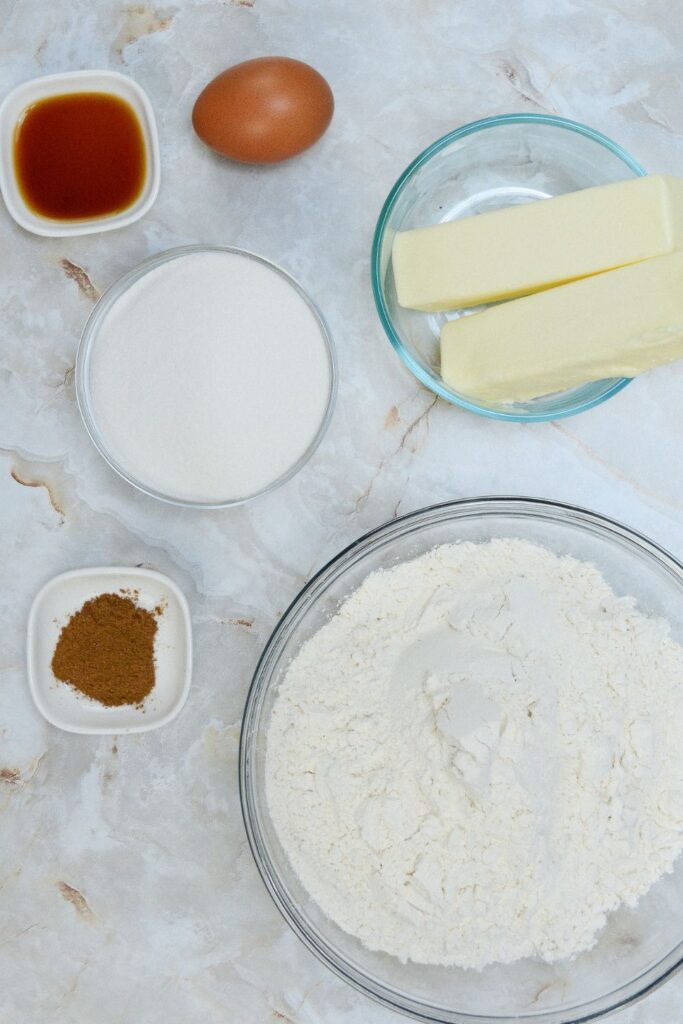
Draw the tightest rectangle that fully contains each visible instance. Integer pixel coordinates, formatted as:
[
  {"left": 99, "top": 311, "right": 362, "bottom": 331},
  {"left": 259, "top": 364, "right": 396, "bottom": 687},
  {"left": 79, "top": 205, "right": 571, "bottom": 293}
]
[
  {"left": 239, "top": 495, "right": 683, "bottom": 1024},
  {"left": 75, "top": 244, "right": 338, "bottom": 509},
  {"left": 370, "top": 113, "right": 648, "bottom": 423}
]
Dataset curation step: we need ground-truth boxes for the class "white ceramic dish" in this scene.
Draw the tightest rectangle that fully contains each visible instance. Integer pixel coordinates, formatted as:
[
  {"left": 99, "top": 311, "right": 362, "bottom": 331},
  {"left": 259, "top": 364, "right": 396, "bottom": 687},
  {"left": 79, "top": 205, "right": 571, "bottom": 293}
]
[
  {"left": 27, "top": 567, "right": 192, "bottom": 734},
  {"left": 0, "top": 69, "right": 160, "bottom": 237}
]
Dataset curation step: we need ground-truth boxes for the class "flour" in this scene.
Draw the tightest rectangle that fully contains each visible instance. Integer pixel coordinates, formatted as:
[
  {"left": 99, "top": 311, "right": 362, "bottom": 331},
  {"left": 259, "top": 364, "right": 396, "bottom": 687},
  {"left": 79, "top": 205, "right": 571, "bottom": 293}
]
[{"left": 266, "top": 539, "right": 683, "bottom": 968}]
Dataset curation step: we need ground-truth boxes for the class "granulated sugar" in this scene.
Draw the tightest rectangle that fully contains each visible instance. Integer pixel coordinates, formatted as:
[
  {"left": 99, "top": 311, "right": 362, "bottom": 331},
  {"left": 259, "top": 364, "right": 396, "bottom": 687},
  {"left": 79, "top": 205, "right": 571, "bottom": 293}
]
[
  {"left": 266, "top": 539, "right": 683, "bottom": 968},
  {"left": 88, "top": 250, "right": 332, "bottom": 503}
]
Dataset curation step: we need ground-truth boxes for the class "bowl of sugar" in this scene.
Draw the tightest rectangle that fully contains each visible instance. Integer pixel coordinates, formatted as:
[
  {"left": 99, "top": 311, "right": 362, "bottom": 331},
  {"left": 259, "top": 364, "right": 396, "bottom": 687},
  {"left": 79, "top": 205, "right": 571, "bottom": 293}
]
[{"left": 76, "top": 245, "right": 337, "bottom": 508}]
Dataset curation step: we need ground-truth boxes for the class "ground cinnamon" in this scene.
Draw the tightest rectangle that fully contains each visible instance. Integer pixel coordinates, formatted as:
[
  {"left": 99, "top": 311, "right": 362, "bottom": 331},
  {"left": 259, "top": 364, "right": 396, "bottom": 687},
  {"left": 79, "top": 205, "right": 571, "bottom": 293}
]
[{"left": 51, "top": 592, "right": 158, "bottom": 706}]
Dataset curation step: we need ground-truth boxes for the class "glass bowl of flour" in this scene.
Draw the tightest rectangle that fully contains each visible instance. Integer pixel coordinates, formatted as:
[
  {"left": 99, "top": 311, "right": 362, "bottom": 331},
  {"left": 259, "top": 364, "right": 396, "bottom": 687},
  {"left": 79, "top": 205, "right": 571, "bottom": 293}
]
[
  {"left": 240, "top": 497, "right": 683, "bottom": 1024},
  {"left": 76, "top": 246, "right": 336, "bottom": 507}
]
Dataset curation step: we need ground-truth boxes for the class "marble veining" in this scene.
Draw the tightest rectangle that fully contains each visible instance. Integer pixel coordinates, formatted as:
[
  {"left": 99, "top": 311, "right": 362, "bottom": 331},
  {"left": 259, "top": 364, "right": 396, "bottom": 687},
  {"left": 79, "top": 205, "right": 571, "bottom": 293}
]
[{"left": 1, "top": 0, "right": 683, "bottom": 1020}]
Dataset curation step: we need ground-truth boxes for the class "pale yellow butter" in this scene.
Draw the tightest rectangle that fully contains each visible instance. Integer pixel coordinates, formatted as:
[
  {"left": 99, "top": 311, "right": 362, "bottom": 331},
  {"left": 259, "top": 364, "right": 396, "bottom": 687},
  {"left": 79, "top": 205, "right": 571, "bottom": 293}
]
[
  {"left": 393, "top": 175, "right": 683, "bottom": 312},
  {"left": 440, "top": 251, "right": 683, "bottom": 403}
]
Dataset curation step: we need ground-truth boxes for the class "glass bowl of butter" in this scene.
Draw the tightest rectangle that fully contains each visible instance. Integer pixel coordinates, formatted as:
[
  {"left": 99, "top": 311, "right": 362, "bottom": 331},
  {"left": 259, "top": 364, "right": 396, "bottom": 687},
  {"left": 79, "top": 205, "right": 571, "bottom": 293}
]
[{"left": 372, "top": 113, "right": 647, "bottom": 422}]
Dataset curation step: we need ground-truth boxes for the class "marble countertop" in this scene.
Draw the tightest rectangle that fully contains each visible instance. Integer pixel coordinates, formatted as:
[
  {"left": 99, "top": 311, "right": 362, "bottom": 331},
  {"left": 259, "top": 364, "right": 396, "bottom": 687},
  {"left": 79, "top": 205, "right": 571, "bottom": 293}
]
[{"left": 2, "top": 1, "right": 683, "bottom": 1021}]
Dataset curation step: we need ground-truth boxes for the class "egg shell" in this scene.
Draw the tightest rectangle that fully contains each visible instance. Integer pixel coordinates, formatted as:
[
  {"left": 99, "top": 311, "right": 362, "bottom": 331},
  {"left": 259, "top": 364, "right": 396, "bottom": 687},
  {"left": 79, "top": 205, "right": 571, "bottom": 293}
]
[{"left": 192, "top": 57, "right": 334, "bottom": 165}]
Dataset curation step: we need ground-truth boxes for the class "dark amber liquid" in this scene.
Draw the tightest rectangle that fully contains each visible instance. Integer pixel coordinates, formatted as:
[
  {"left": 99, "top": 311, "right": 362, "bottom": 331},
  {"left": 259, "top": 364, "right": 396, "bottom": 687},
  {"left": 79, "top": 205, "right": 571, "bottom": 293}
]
[{"left": 14, "top": 92, "right": 146, "bottom": 220}]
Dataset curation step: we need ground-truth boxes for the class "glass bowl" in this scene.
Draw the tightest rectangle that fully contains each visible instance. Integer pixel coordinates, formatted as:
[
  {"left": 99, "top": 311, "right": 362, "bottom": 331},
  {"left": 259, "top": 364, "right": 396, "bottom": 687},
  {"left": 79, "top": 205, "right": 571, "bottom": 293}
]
[
  {"left": 240, "top": 497, "right": 683, "bottom": 1024},
  {"left": 371, "top": 114, "right": 646, "bottom": 422},
  {"left": 76, "top": 245, "right": 337, "bottom": 509}
]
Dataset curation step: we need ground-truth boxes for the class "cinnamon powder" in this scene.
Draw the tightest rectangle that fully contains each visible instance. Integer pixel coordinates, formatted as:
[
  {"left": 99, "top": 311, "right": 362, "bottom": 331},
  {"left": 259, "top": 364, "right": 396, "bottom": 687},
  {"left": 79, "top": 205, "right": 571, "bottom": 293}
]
[{"left": 51, "top": 593, "right": 158, "bottom": 706}]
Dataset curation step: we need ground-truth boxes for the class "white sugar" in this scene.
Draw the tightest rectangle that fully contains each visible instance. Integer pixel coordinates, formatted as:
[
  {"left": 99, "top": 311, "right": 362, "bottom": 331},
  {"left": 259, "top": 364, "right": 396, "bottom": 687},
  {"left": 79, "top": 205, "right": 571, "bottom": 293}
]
[{"left": 89, "top": 251, "right": 332, "bottom": 503}]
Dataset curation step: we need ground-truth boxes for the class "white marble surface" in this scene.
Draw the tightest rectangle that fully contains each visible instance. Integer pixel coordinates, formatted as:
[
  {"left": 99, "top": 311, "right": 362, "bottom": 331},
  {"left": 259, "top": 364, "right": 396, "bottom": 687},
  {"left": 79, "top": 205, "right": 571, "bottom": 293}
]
[{"left": 2, "top": 1, "right": 683, "bottom": 1021}]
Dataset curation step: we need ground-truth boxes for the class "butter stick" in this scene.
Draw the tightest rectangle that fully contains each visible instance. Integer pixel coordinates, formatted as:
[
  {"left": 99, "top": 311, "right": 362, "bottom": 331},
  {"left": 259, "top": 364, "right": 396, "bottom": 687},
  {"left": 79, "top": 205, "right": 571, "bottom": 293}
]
[
  {"left": 440, "top": 251, "right": 683, "bottom": 403},
  {"left": 393, "top": 175, "right": 683, "bottom": 312}
]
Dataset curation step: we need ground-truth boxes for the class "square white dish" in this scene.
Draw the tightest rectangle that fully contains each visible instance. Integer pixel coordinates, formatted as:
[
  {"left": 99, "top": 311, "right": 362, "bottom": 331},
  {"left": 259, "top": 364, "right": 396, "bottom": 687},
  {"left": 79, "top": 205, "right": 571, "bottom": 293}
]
[
  {"left": 0, "top": 69, "right": 160, "bottom": 237},
  {"left": 27, "top": 566, "right": 192, "bottom": 734}
]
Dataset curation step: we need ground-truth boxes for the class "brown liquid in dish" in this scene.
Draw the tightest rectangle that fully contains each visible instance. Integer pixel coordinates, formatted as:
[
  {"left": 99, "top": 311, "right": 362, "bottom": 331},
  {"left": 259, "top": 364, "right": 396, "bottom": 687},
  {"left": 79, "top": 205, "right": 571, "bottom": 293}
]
[{"left": 13, "top": 92, "right": 146, "bottom": 220}]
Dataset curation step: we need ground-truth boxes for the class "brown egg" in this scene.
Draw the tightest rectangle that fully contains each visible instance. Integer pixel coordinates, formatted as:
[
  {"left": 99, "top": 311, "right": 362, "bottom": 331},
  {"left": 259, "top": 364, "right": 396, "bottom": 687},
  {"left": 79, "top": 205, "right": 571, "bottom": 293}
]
[{"left": 192, "top": 57, "right": 334, "bottom": 165}]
